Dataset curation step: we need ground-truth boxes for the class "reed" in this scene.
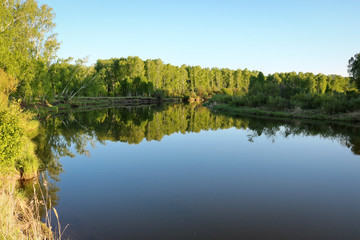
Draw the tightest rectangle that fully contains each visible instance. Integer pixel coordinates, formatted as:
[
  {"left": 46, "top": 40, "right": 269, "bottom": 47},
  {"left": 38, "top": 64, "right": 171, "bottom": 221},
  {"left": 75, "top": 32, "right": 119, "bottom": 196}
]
[{"left": 0, "top": 175, "right": 67, "bottom": 240}]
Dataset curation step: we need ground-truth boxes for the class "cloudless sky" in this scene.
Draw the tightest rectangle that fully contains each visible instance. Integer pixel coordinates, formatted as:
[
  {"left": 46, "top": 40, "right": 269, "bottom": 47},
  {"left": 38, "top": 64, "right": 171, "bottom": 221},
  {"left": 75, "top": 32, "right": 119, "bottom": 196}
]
[{"left": 42, "top": 0, "right": 359, "bottom": 76}]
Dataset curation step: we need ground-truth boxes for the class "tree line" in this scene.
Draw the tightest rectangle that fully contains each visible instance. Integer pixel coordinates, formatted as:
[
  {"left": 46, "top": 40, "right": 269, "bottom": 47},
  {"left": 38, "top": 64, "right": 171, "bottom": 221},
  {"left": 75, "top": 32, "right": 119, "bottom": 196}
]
[
  {"left": 0, "top": 0, "right": 359, "bottom": 104},
  {"left": 9, "top": 54, "right": 358, "bottom": 102},
  {"left": 92, "top": 57, "right": 356, "bottom": 99}
]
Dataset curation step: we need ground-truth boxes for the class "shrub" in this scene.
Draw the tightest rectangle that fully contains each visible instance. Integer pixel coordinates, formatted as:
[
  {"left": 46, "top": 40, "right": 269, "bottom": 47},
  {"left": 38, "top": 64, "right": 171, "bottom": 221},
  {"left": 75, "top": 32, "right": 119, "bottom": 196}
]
[
  {"left": 349, "top": 98, "right": 360, "bottom": 111},
  {"left": 291, "top": 93, "right": 316, "bottom": 109},
  {"left": 0, "top": 69, "right": 39, "bottom": 176},
  {"left": 0, "top": 101, "right": 39, "bottom": 176},
  {"left": 208, "top": 94, "right": 233, "bottom": 104},
  {"left": 267, "top": 96, "right": 290, "bottom": 110},
  {"left": 321, "top": 97, "right": 348, "bottom": 114},
  {"left": 231, "top": 96, "right": 246, "bottom": 107},
  {"left": 245, "top": 94, "right": 268, "bottom": 107},
  {"left": 152, "top": 89, "right": 166, "bottom": 101}
]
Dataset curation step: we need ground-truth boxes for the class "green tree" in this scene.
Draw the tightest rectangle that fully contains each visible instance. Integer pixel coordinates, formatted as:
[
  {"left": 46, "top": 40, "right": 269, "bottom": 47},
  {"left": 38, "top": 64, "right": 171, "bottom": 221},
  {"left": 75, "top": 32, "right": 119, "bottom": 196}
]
[
  {"left": 212, "top": 67, "right": 223, "bottom": 89},
  {"left": 348, "top": 53, "right": 360, "bottom": 89},
  {"left": 241, "top": 68, "right": 252, "bottom": 92},
  {"left": 315, "top": 74, "right": 328, "bottom": 94},
  {"left": 126, "top": 56, "right": 145, "bottom": 79},
  {"left": 221, "top": 68, "right": 234, "bottom": 89},
  {"left": 0, "top": 68, "right": 39, "bottom": 175},
  {"left": 0, "top": 0, "right": 59, "bottom": 100},
  {"left": 95, "top": 59, "right": 118, "bottom": 96},
  {"left": 233, "top": 69, "right": 243, "bottom": 89},
  {"left": 145, "top": 59, "right": 163, "bottom": 90}
]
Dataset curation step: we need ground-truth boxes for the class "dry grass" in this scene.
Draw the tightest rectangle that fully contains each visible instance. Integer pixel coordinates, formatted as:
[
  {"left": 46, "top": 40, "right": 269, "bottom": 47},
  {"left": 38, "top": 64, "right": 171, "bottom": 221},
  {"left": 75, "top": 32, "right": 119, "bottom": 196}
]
[{"left": 0, "top": 175, "right": 67, "bottom": 240}]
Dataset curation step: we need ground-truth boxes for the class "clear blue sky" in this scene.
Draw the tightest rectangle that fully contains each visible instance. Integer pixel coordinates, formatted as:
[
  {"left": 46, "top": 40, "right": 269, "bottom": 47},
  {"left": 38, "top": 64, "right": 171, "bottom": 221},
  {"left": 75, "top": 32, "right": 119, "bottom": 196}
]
[{"left": 42, "top": 0, "right": 359, "bottom": 76}]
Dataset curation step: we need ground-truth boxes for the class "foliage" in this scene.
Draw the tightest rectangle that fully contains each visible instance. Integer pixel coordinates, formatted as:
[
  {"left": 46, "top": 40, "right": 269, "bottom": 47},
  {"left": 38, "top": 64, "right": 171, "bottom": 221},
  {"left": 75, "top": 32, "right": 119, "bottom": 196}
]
[
  {"left": 209, "top": 90, "right": 360, "bottom": 114},
  {"left": 88, "top": 56, "right": 356, "bottom": 101},
  {"left": 206, "top": 58, "right": 360, "bottom": 114},
  {"left": 267, "top": 96, "right": 290, "bottom": 110},
  {"left": 348, "top": 53, "right": 360, "bottom": 89},
  {"left": 0, "top": 69, "right": 39, "bottom": 176},
  {"left": 208, "top": 94, "right": 233, "bottom": 105},
  {"left": 0, "top": 1, "right": 357, "bottom": 107},
  {"left": 152, "top": 89, "right": 166, "bottom": 101},
  {"left": 0, "top": 0, "right": 59, "bottom": 101},
  {"left": 54, "top": 58, "right": 98, "bottom": 102},
  {"left": 0, "top": 69, "right": 17, "bottom": 104},
  {"left": 0, "top": 101, "right": 38, "bottom": 176}
]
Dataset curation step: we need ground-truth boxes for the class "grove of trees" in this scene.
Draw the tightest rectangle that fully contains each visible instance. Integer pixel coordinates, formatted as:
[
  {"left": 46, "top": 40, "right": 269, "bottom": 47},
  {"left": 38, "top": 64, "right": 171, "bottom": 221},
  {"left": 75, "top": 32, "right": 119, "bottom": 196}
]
[
  {"left": 349, "top": 53, "right": 360, "bottom": 89},
  {"left": 92, "top": 57, "right": 355, "bottom": 99},
  {"left": 0, "top": 0, "right": 359, "bottom": 107}
]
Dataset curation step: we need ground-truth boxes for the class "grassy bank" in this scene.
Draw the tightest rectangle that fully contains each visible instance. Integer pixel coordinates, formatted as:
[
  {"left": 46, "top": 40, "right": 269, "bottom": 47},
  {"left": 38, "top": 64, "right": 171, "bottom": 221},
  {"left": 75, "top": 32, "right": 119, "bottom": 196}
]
[
  {"left": 29, "top": 96, "right": 183, "bottom": 116},
  {"left": 1, "top": 92, "right": 61, "bottom": 239},
  {"left": 0, "top": 177, "right": 51, "bottom": 240},
  {"left": 207, "top": 103, "right": 360, "bottom": 123},
  {"left": 0, "top": 101, "right": 49, "bottom": 239},
  {"left": 0, "top": 101, "right": 40, "bottom": 179}
]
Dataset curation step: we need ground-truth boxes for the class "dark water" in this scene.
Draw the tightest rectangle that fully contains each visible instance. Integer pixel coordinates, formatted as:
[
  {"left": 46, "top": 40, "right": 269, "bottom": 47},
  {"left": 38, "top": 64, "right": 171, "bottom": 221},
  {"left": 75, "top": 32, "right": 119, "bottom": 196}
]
[{"left": 34, "top": 104, "right": 360, "bottom": 240}]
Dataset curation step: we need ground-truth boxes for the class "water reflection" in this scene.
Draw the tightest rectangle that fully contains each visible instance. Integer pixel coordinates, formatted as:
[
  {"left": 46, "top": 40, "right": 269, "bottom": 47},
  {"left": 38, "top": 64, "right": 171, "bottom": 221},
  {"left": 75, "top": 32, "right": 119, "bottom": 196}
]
[
  {"left": 36, "top": 104, "right": 360, "bottom": 160},
  {"left": 32, "top": 103, "right": 360, "bottom": 239}
]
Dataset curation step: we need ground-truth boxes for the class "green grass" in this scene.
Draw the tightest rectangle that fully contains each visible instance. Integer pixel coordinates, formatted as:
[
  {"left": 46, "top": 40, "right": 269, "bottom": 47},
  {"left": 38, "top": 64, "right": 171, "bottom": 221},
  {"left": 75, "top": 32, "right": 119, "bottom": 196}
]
[
  {"left": 209, "top": 103, "right": 360, "bottom": 123},
  {"left": 27, "top": 96, "right": 183, "bottom": 116},
  {"left": 0, "top": 176, "right": 65, "bottom": 240}
]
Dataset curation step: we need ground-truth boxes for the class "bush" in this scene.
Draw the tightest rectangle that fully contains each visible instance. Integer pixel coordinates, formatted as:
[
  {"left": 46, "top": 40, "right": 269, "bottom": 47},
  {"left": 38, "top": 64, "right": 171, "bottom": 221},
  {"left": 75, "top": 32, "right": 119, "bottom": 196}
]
[
  {"left": 267, "top": 96, "right": 290, "bottom": 110},
  {"left": 152, "top": 89, "right": 166, "bottom": 101},
  {"left": 349, "top": 97, "right": 360, "bottom": 110},
  {"left": 321, "top": 97, "right": 348, "bottom": 114},
  {"left": 245, "top": 94, "right": 268, "bottom": 107},
  {"left": 231, "top": 96, "right": 246, "bottom": 107},
  {"left": 291, "top": 93, "right": 317, "bottom": 109},
  {"left": 208, "top": 94, "right": 233, "bottom": 104},
  {"left": 0, "top": 101, "right": 39, "bottom": 176},
  {"left": 208, "top": 86, "right": 360, "bottom": 114}
]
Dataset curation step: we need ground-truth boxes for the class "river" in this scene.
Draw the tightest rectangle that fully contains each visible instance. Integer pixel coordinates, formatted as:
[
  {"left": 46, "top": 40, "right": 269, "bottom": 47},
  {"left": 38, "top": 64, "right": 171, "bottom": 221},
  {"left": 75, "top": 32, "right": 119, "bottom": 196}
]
[{"left": 33, "top": 103, "right": 360, "bottom": 240}]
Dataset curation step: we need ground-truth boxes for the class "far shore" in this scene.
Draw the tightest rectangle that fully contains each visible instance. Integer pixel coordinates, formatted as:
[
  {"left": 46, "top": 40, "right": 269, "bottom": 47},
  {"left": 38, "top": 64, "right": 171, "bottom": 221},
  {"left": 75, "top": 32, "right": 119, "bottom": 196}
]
[
  {"left": 207, "top": 103, "right": 360, "bottom": 124},
  {"left": 27, "top": 96, "right": 183, "bottom": 115}
]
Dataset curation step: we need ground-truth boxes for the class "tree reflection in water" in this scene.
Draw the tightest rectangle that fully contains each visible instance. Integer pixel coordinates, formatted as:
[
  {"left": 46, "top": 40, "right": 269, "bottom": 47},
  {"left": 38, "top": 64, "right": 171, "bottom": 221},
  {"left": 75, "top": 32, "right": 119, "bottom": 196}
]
[{"left": 29, "top": 103, "right": 360, "bottom": 218}]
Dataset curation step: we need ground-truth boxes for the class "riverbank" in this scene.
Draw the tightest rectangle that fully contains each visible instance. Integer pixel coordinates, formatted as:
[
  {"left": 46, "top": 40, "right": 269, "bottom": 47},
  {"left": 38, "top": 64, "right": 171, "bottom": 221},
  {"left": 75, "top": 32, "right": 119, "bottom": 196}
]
[
  {"left": 0, "top": 176, "right": 53, "bottom": 240},
  {"left": 28, "top": 96, "right": 183, "bottom": 116},
  {"left": 0, "top": 99, "right": 58, "bottom": 240},
  {"left": 207, "top": 103, "right": 360, "bottom": 123}
]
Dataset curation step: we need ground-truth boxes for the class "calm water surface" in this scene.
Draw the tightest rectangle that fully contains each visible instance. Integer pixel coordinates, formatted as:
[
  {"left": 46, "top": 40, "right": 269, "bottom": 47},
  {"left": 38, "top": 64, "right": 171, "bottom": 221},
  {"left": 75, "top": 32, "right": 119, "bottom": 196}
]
[{"left": 34, "top": 104, "right": 360, "bottom": 240}]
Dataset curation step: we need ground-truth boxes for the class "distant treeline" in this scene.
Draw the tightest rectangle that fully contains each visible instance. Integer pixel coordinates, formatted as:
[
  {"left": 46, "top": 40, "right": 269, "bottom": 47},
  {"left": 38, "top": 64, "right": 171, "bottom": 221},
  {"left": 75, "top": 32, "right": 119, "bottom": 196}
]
[
  {"left": 27, "top": 56, "right": 355, "bottom": 102},
  {"left": 92, "top": 57, "right": 355, "bottom": 98},
  {"left": 0, "top": 0, "right": 358, "bottom": 104}
]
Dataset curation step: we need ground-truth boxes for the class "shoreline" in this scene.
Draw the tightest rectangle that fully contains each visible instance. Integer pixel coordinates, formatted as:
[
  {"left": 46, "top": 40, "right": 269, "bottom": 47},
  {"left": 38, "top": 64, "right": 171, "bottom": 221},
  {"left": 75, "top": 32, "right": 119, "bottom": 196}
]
[
  {"left": 207, "top": 103, "right": 360, "bottom": 124},
  {"left": 27, "top": 96, "right": 183, "bottom": 116}
]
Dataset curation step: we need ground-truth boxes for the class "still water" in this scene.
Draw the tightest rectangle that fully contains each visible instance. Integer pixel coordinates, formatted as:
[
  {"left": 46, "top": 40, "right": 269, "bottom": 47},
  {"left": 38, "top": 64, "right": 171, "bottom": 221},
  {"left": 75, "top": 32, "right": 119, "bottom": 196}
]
[{"left": 35, "top": 104, "right": 360, "bottom": 240}]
